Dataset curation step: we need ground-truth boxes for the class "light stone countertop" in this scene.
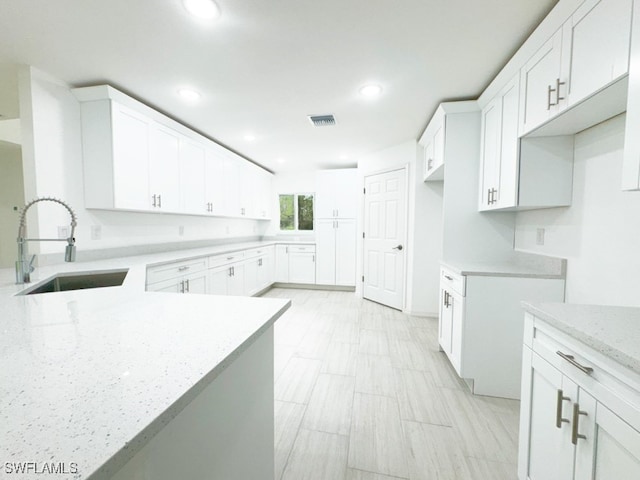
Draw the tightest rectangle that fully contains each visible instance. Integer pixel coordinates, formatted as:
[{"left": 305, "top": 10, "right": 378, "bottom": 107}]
[
  {"left": 442, "top": 252, "right": 566, "bottom": 279},
  {"left": 522, "top": 302, "right": 640, "bottom": 376},
  {"left": 0, "top": 240, "right": 294, "bottom": 479}
]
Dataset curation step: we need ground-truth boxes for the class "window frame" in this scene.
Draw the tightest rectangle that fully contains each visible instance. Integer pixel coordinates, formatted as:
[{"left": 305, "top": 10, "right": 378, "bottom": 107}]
[{"left": 278, "top": 192, "right": 315, "bottom": 233}]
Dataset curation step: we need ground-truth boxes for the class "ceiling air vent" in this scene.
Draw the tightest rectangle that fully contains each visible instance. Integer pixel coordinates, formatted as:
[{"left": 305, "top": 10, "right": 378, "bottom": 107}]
[{"left": 308, "top": 114, "right": 336, "bottom": 127}]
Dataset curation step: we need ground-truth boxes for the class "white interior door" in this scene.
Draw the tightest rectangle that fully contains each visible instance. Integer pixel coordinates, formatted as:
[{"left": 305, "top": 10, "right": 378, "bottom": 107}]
[{"left": 363, "top": 168, "right": 407, "bottom": 310}]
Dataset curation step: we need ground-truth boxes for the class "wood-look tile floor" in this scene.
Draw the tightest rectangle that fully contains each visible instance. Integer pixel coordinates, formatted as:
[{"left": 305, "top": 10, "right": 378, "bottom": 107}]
[{"left": 262, "top": 288, "right": 520, "bottom": 480}]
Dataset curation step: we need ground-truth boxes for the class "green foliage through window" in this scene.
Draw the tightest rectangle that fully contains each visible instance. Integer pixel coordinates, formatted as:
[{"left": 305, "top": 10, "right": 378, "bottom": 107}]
[{"left": 279, "top": 193, "right": 314, "bottom": 231}]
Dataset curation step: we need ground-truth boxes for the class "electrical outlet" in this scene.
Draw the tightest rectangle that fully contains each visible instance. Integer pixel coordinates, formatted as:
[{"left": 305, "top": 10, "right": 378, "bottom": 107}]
[
  {"left": 536, "top": 228, "right": 545, "bottom": 246},
  {"left": 91, "top": 225, "right": 102, "bottom": 240},
  {"left": 178, "top": 225, "right": 184, "bottom": 236},
  {"left": 58, "top": 226, "right": 70, "bottom": 239}
]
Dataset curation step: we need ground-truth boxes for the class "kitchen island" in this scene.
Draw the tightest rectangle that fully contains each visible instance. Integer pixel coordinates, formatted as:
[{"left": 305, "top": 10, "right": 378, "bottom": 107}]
[{"left": 0, "top": 244, "right": 290, "bottom": 480}]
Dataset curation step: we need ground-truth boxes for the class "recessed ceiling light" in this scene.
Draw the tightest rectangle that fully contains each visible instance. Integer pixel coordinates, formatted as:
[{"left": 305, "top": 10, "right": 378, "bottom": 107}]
[
  {"left": 244, "top": 134, "right": 256, "bottom": 141},
  {"left": 177, "top": 88, "right": 201, "bottom": 101},
  {"left": 183, "top": 0, "right": 220, "bottom": 19},
  {"left": 359, "top": 84, "right": 383, "bottom": 98},
  {"left": 277, "top": 158, "right": 286, "bottom": 164}
]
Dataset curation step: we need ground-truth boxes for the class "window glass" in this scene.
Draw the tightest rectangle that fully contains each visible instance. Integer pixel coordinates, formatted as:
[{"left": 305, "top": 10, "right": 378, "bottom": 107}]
[
  {"left": 279, "top": 194, "right": 294, "bottom": 230},
  {"left": 297, "top": 195, "right": 314, "bottom": 231}
]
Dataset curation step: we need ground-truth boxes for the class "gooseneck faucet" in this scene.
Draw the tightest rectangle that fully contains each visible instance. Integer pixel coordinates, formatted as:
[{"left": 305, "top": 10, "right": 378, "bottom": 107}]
[{"left": 16, "top": 197, "right": 77, "bottom": 284}]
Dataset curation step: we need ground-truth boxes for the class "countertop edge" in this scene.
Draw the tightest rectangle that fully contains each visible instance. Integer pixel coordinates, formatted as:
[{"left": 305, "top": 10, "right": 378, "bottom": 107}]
[{"left": 86, "top": 298, "right": 291, "bottom": 480}]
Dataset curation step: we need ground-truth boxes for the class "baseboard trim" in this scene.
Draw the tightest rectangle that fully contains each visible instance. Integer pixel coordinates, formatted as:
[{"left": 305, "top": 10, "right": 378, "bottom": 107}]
[
  {"left": 271, "top": 283, "right": 356, "bottom": 292},
  {"left": 402, "top": 310, "right": 438, "bottom": 318}
]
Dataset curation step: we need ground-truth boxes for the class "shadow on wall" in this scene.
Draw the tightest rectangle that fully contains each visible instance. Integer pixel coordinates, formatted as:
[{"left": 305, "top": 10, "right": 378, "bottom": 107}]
[{"left": 0, "top": 141, "right": 25, "bottom": 268}]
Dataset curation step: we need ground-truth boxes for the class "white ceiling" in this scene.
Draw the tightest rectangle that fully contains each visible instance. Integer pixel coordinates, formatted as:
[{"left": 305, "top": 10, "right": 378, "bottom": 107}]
[{"left": 0, "top": 0, "right": 557, "bottom": 173}]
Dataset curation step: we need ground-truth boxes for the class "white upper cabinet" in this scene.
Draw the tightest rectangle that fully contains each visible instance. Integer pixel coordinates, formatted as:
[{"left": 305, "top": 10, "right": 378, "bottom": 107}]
[
  {"left": 419, "top": 107, "right": 446, "bottom": 181},
  {"left": 519, "top": 28, "right": 566, "bottom": 135},
  {"left": 73, "top": 85, "right": 273, "bottom": 218},
  {"left": 315, "top": 169, "right": 358, "bottom": 219},
  {"left": 479, "top": 74, "right": 520, "bottom": 210},
  {"left": 110, "top": 103, "right": 151, "bottom": 211},
  {"left": 179, "top": 137, "right": 207, "bottom": 215},
  {"left": 518, "top": 0, "right": 632, "bottom": 137},
  {"left": 150, "top": 125, "right": 181, "bottom": 213},
  {"left": 563, "top": 0, "right": 632, "bottom": 108},
  {"left": 623, "top": 0, "right": 640, "bottom": 190}
]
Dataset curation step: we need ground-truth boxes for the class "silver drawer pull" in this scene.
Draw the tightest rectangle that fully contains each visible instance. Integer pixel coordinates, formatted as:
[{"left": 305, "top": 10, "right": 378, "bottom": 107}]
[
  {"left": 227, "top": 256, "right": 234, "bottom": 260},
  {"left": 571, "top": 403, "right": 588, "bottom": 445},
  {"left": 556, "top": 351, "right": 594, "bottom": 375},
  {"left": 444, "top": 274, "right": 453, "bottom": 281},
  {"left": 178, "top": 266, "right": 189, "bottom": 272}
]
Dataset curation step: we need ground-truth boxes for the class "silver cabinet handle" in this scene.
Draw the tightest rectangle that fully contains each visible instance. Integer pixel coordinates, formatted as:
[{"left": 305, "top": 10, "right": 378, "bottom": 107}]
[
  {"left": 312, "top": 255, "right": 315, "bottom": 262},
  {"left": 547, "top": 84, "right": 555, "bottom": 110},
  {"left": 157, "top": 194, "right": 162, "bottom": 208},
  {"left": 556, "top": 389, "right": 571, "bottom": 428},
  {"left": 427, "top": 158, "right": 433, "bottom": 170},
  {"left": 556, "top": 351, "right": 594, "bottom": 375},
  {"left": 286, "top": 246, "right": 289, "bottom": 254},
  {"left": 227, "top": 256, "right": 234, "bottom": 260},
  {"left": 336, "top": 209, "right": 339, "bottom": 217},
  {"left": 571, "top": 403, "right": 588, "bottom": 445},
  {"left": 152, "top": 194, "right": 157, "bottom": 207},
  {"left": 392, "top": 245, "right": 403, "bottom": 251},
  {"left": 228, "top": 267, "right": 233, "bottom": 277},
  {"left": 178, "top": 266, "right": 189, "bottom": 272},
  {"left": 185, "top": 279, "right": 190, "bottom": 292},
  {"left": 444, "top": 274, "right": 453, "bottom": 281},
  {"left": 556, "top": 78, "right": 566, "bottom": 104},
  {"left": 180, "top": 280, "right": 185, "bottom": 293}
]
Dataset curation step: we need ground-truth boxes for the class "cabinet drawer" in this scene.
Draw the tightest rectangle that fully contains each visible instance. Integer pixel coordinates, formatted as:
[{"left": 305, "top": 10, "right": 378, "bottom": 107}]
[
  {"left": 208, "top": 251, "right": 245, "bottom": 269},
  {"left": 287, "top": 244, "right": 316, "bottom": 253},
  {"left": 147, "top": 258, "right": 207, "bottom": 285},
  {"left": 244, "top": 247, "right": 271, "bottom": 260},
  {"left": 440, "top": 267, "right": 465, "bottom": 296}
]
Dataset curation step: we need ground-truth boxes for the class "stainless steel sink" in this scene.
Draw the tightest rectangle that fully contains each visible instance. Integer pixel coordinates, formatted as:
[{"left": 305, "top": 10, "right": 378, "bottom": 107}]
[{"left": 17, "top": 269, "right": 128, "bottom": 295}]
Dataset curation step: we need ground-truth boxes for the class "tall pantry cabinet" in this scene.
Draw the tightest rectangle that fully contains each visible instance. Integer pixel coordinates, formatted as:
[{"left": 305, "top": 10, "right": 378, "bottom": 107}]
[{"left": 315, "top": 169, "right": 358, "bottom": 287}]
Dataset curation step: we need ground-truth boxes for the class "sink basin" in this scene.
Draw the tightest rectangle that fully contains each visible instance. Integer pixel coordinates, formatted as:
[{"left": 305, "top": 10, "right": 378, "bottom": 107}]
[{"left": 18, "top": 269, "right": 129, "bottom": 295}]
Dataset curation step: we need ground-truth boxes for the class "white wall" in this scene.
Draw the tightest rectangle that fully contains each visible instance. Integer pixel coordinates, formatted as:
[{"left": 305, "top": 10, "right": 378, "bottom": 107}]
[
  {"left": 0, "top": 142, "right": 25, "bottom": 267},
  {"left": 357, "top": 140, "right": 442, "bottom": 316},
  {"left": 515, "top": 114, "right": 640, "bottom": 306},
  {"left": 17, "top": 66, "right": 266, "bottom": 261},
  {"left": 266, "top": 171, "right": 317, "bottom": 237}
]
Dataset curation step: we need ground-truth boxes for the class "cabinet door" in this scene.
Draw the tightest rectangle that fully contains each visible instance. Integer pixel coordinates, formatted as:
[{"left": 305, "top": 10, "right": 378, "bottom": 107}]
[
  {"left": 256, "top": 256, "right": 270, "bottom": 292},
  {"left": 520, "top": 28, "right": 564, "bottom": 134},
  {"left": 222, "top": 155, "right": 241, "bottom": 217},
  {"left": 180, "top": 138, "right": 207, "bottom": 215},
  {"left": 289, "top": 252, "right": 316, "bottom": 284},
  {"left": 315, "top": 220, "right": 336, "bottom": 285},
  {"left": 254, "top": 169, "right": 272, "bottom": 219},
  {"left": 208, "top": 266, "right": 230, "bottom": 295},
  {"left": 147, "top": 278, "right": 182, "bottom": 293},
  {"left": 111, "top": 103, "right": 151, "bottom": 211},
  {"left": 244, "top": 258, "right": 259, "bottom": 296},
  {"left": 275, "top": 245, "right": 290, "bottom": 283},
  {"left": 315, "top": 170, "right": 336, "bottom": 218},
  {"left": 448, "top": 289, "right": 464, "bottom": 374},
  {"left": 423, "top": 139, "right": 435, "bottom": 181},
  {"left": 205, "top": 148, "right": 226, "bottom": 216},
  {"left": 522, "top": 352, "right": 576, "bottom": 480},
  {"left": 238, "top": 161, "right": 258, "bottom": 218},
  {"left": 479, "top": 97, "right": 501, "bottom": 210},
  {"left": 149, "top": 125, "right": 181, "bottom": 212},
  {"left": 228, "top": 264, "right": 245, "bottom": 296},
  {"left": 495, "top": 75, "right": 520, "bottom": 209},
  {"left": 335, "top": 219, "right": 356, "bottom": 286},
  {"left": 622, "top": 0, "right": 640, "bottom": 190},
  {"left": 432, "top": 120, "right": 445, "bottom": 171},
  {"left": 564, "top": 0, "right": 632, "bottom": 108},
  {"left": 581, "top": 401, "right": 640, "bottom": 479},
  {"left": 183, "top": 272, "right": 207, "bottom": 295},
  {"left": 333, "top": 169, "right": 358, "bottom": 219},
  {"left": 438, "top": 288, "right": 453, "bottom": 354}
]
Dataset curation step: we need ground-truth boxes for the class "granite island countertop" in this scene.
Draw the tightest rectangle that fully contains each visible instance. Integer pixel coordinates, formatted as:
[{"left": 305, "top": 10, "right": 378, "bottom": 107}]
[
  {"left": 0, "top": 240, "right": 293, "bottom": 479},
  {"left": 522, "top": 302, "right": 640, "bottom": 376}
]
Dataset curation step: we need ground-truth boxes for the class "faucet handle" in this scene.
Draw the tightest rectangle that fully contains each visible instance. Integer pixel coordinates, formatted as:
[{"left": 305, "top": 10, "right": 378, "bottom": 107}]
[{"left": 28, "top": 254, "right": 36, "bottom": 273}]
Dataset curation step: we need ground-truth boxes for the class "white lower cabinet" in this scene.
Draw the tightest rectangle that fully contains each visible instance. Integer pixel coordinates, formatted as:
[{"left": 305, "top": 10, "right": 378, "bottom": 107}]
[
  {"left": 209, "top": 264, "right": 244, "bottom": 296},
  {"left": 316, "top": 219, "right": 356, "bottom": 286},
  {"left": 146, "top": 258, "right": 208, "bottom": 294},
  {"left": 274, "top": 244, "right": 316, "bottom": 284},
  {"left": 288, "top": 246, "right": 316, "bottom": 284},
  {"left": 518, "top": 313, "right": 640, "bottom": 480},
  {"left": 438, "top": 265, "right": 565, "bottom": 399},
  {"left": 147, "top": 271, "right": 207, "bottom": 294}
]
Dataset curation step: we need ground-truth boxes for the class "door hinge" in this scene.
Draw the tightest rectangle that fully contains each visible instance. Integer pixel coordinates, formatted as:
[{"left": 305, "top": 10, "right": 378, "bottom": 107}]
[
  {"left": 362, "top": 232, "right": 365, "bottom": 238},
  {"left": 362, "top": 275, "right": 365, "bottom": 282},
  {"left": 363, "top": 187, "right": 366, "bottom": 194}
]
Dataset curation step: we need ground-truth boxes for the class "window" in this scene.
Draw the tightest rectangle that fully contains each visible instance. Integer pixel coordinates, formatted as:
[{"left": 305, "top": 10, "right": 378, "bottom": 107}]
[{"left": 279, "top": 194, "right": 314, "bottom": 231}]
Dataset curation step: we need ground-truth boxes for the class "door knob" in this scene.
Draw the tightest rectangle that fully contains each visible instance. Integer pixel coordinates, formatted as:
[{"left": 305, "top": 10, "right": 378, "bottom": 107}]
[{"left": 392, "top": 245, "right": 403, "bottom": 251}]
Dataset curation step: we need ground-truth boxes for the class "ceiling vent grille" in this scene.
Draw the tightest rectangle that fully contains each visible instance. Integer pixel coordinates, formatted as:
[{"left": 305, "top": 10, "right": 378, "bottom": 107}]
[{"left": 308, "top": 114, "right": 336, "bottom": 127}]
